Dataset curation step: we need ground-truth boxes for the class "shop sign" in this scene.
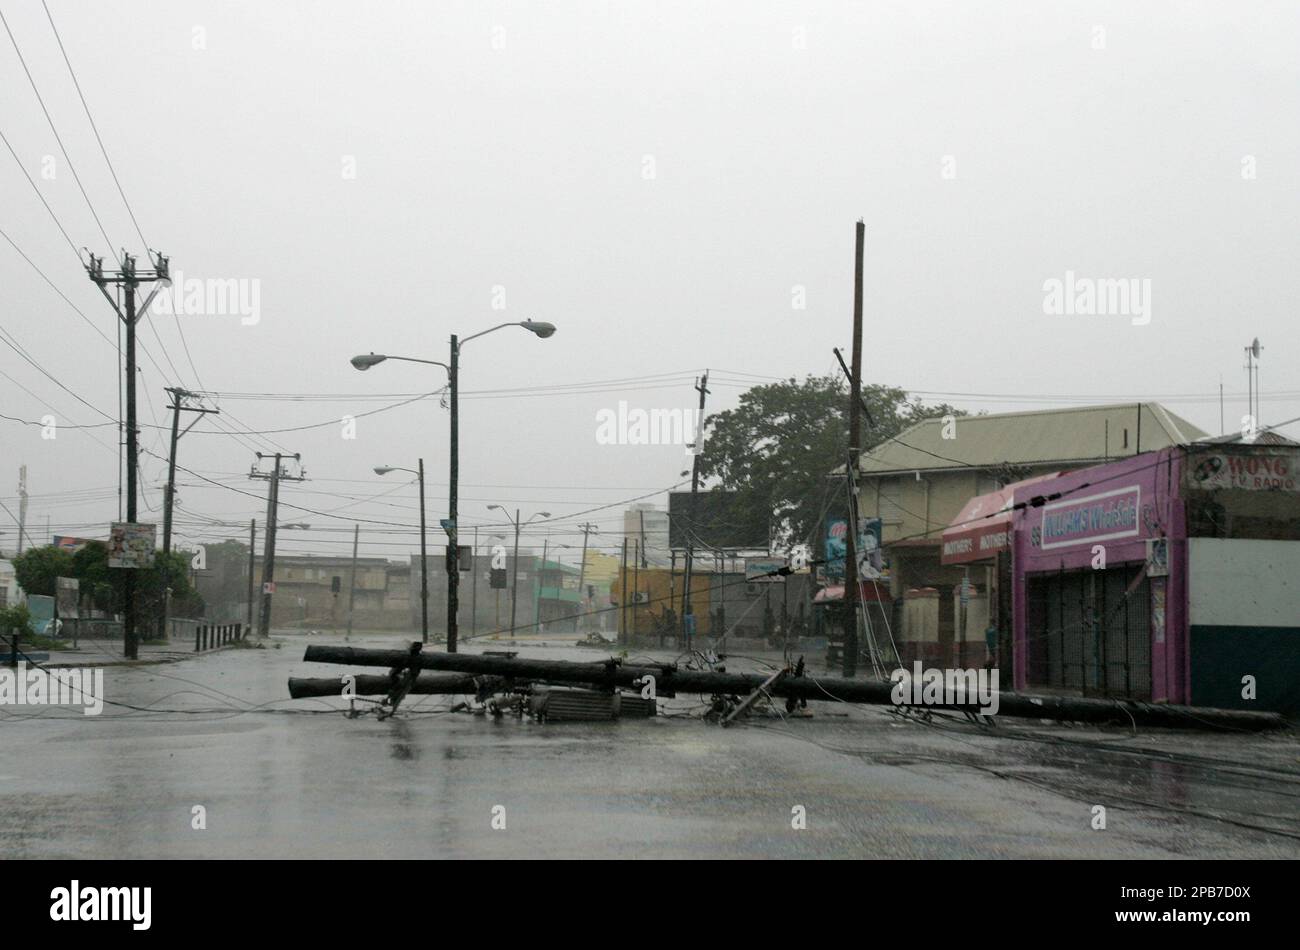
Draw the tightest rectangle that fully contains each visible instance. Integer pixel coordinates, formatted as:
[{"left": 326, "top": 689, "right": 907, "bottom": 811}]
[
  {"left": 1038, "top": 487, "right": 1141, "bottom": 550},
  {"left": 1188, "top": 450, "right": 1300, "bottom": 493}
]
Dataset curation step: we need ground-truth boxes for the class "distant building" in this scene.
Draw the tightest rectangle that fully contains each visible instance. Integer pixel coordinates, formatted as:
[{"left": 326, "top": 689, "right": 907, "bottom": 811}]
[
  {"left": 0, "top": 559, "right": 22, "bottom": 609},
  {"left": 623, "top": 504, "right": 671, "bottom": 568},
  {"left": 535, "top": 558, "right": 582, "bottom": 632},
  {"left": 238, "top": 554, "right": 405, "bottom": 630}
]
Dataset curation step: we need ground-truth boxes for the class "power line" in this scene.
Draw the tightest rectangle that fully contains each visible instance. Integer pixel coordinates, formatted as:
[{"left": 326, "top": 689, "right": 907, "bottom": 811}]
[
  {"left": 40, "top": 0, "right": 147, "bottom": 252},
  {"left": 0, "top": 223, "right": 187, "bottom": 398},
  {"left": 0, "top": 320, "right": 117, "bottom": 421},
  {"left": 0, "top": 6, "right": 117, "bottom": 258},
  {"left": 0, "top": 125, "right": 82, "bottom": 259},
  {"left": 0, "top": 224, "right": 113, "bottom": 345}
]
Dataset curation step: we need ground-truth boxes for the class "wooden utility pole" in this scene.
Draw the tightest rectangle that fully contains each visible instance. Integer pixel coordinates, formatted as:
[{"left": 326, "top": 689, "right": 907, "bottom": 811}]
[
  {"left": 509, "top": 508, "right": 522, "bottom": 636},
  {"left": 346, "top": 523, "right": 360, "bottom": 639},
  {"left": 160, "top": 387, "right": 217, "bottom": 637},
  {"left": 639, "top": 510, "right": 649, "bottom": 568},
  {"left": 679, "top": 371, "right": 709, "bottom": 647},
  {"left": 246, "top": 519, "right": 256, "bottom": 632},
  {"left": 470, "top": 526, "right": 478, "bottom": 638},
  {"left": 537, "top": 537, "right": 550, "bottom": 630},
  {"left": 249, "top": 452, "right": 304, "bottom": 637},
  {"left": 575, "top": 522, "right": 596, "bottom": 630},
  {"left": 417, "top": 457, "right": 428, "bottom": 644},
  {"left": 87, "top": 251, "right": 169, "bottom": 659},
  {"left": 161, "top": 389, "right": 217, "bottom": 555},
  {"left": 15, "top": 466, "right": 28, "bottom": 555},
  {"left": 447, "top": 333, "right": 460, "bottom": 652},
  {"left": 842, "top": 221, "right": 865, "bottom": 678},
  {"left": 618, "top": 538, "right": 628, "bottom": 643}
]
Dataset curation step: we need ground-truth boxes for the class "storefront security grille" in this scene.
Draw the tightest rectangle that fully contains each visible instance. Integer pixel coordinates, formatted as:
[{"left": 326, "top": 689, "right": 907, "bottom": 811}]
[{"left": 1026, "top": 564, "right": 1152, "bottom": 699}]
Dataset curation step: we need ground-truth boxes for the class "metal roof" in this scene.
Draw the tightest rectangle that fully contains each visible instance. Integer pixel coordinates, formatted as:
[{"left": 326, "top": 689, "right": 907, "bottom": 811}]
[{"left": 852, "top": 403, "right": 1208, "bottom": 476}]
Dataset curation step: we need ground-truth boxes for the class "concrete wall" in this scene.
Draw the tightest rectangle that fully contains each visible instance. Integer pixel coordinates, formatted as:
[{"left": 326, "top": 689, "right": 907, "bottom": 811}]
[{"left": 1188, "top": 538, "right": 1300, "bottom": 712}]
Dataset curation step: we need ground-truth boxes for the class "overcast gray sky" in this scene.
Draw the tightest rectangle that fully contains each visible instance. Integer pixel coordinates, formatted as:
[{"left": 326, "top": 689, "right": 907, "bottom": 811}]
[{"left": 3, "top": 0, "right": 1297, "bottom": 562}]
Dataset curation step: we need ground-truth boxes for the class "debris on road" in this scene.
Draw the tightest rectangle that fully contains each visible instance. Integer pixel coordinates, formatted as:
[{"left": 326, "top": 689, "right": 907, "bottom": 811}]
[{"left": 292, "top": 643, "right": 1289, "bottom": 731}]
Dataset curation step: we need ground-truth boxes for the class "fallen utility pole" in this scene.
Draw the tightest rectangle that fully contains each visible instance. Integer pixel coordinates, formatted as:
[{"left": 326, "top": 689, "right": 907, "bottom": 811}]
[
  {"left": 288, "top": 671, "right": 508, "bottom": 700},
  {"left": 297, "top": 645, "right": 1287, "bottom": 732}
]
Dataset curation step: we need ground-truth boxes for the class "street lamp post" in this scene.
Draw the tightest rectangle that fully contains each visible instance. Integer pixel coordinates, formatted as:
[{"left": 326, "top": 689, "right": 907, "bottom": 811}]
[
  {"left": 374, "top": 462, "right": 427, "bottom": 643},
  {"left": 487, "top": 506, "right": 550, "bottom": 638},
  {"left": 351, "top": 320, "right": 555, "bottom": 652}
]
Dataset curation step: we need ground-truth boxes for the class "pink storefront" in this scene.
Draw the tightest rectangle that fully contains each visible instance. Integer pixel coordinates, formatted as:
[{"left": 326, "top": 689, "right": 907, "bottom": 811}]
[{"left": 1011, "top": 448, "right": 1188, "bottom": 703}]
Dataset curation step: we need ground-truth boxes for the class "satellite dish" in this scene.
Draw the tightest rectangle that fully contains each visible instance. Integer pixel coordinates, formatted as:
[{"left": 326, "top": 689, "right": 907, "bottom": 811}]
[{"left": 1250, "top": 337, "right": 1262, "bottom": 358}]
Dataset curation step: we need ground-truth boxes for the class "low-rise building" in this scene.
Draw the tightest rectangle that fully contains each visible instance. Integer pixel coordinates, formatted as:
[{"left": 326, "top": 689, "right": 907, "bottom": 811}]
[
  {"left": 1012, "top": 440, "right": 1300, "bottom": 713},
  {"left": 853, "top": 403, "right": 1207, "bottom": 666}
]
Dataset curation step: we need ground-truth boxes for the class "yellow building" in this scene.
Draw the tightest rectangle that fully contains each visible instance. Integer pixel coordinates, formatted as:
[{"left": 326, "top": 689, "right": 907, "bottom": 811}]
[{"left": 610, "top": 566, "right": 712, "bottom": 638}]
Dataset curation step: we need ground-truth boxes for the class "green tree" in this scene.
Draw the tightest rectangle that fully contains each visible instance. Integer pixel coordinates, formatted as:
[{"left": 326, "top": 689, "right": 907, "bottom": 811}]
[
  {"left": 10, "top": 545, "right": 76, "bottom": 597},
  {"left": 0, "top": 602, "right": 34, "bottom": 638},
  {"left": 695, "top": 375, "right": 962, "bottom": 549},
  {"left": 13, "top": 542, "right": 203, "bottom": 622}
]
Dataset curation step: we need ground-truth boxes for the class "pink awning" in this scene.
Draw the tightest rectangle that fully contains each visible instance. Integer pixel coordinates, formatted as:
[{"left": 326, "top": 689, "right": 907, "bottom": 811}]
[
  {"left": 941, "top": 473, "right": 1061, "bottom": 565},
  {"left": 814, "top": 582, "right": 891, "bottom": 604}
]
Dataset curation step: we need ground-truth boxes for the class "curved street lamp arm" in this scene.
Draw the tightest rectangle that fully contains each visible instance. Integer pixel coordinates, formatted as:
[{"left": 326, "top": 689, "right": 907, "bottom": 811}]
[
  {"left": 386, "top": 355, "right": 451, "bottom": 374},
  {"left": 458, "top": 322, "right": 521, "bottom": 347}
]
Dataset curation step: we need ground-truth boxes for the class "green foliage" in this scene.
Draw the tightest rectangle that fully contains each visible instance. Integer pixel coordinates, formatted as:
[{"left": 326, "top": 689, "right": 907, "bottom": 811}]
[
  {"left": 0, "top": 602, "right": 34, "bottom": 637},
  {"left": 695, "top": 375, "right": 963, "bottom": 548},
  {"left": 10, "top": 546, "right": 75, "bottom": 597},
  {"left": 9, "top": 542, "right": 205, "bottom": 620}
]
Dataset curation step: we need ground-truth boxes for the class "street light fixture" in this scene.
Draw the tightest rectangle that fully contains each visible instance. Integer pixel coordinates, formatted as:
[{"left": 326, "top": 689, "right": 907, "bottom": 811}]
[
  {"left": 487, "top": 506, "right": 551, "bottom": 637},
  {"left": 350, "top": 319, "right": 555, "bottom": 652},
  {"left": 519, "top": 320, "right": 556, "bottom": 338},
  {"left": 374, "top": 462, "right": 429, "bottom": 644}
]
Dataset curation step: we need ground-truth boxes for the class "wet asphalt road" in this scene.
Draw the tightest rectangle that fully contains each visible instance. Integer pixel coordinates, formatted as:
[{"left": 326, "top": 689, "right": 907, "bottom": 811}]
[{"left": 3, "top": 633, "right": 1298, "bottom": 859}]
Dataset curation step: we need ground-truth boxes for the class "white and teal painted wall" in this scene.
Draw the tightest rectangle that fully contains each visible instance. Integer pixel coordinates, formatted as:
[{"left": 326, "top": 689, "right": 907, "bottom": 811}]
[{"left": 1188, "top": 538, "right": 1300, "bottom": 714}]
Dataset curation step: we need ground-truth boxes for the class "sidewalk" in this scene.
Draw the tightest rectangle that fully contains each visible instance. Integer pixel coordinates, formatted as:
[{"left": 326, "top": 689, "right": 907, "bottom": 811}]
[{"left": 16, "top": 639, "right": 223, "bottom": 669}]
